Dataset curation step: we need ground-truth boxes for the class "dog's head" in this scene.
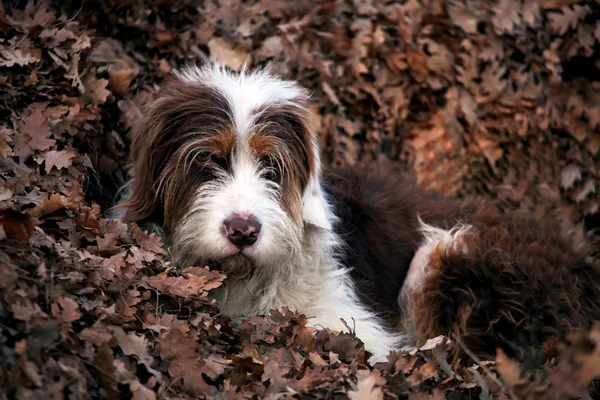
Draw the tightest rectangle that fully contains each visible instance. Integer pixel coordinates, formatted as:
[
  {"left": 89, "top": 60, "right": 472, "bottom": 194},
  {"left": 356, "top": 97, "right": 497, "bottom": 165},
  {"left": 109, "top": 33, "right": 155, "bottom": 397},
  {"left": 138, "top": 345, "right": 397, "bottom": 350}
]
[{"left": 120, "top": 64, "right": 333, "bottom": 276}]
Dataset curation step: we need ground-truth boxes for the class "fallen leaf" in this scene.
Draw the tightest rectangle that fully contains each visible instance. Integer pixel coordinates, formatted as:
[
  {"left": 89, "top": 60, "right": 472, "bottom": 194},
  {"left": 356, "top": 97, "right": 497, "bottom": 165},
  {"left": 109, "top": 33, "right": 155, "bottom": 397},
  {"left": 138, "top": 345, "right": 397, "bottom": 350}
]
[
  {"left": 0, "top": 209, "right": 35, "bottom": 242},
  {"left": 35, "top": 149, "right": 76, "bottom": 172},
  {"left": 145, "top": 273, "right": 211, "bottom": 298},
  {"left": 17, "top": 111, "right": 55, "bottom": 152},
  {"left": 83, "top": 73, "right": 111, "bottom": 105},
  {"left": 0, "top": 48, "right": 39, "bottom": 67},
  {"left": 51, "top": 296, "right": 81, "bottom": 322},
  {"left": 131, "top": 224, "right": 166, "bottom": 254},
  {"left": 349, "top": 370, "right": 384, "bottom": 400},
  {"left": 208, "top": 37, "right": 250, "bottom": 70}
]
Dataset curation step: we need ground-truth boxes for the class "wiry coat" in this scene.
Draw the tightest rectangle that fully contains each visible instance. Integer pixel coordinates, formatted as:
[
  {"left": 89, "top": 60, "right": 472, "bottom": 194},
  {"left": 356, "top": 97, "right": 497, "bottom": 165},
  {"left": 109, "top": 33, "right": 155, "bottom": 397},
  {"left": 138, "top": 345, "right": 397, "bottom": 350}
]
[
  {"left": 116, "top": 63, "right": 600, "bottom": 363},
  {"left": 324, "top": 166, "right": 600, "bottom": 362}
]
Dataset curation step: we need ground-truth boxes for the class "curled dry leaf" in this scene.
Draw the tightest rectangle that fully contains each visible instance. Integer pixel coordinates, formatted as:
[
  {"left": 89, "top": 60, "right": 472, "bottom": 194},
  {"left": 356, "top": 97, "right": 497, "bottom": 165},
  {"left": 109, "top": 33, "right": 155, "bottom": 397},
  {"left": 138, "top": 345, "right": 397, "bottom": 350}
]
[{"left": 145, "top": 269, "right": 224, "bottom": 298}]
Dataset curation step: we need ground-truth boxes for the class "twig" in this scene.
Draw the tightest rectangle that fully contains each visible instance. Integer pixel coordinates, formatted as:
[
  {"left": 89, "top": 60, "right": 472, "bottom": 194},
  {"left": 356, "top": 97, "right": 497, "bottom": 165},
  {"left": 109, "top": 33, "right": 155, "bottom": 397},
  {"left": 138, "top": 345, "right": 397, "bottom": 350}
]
[{"left": 451, "top": 333, "right": 508, "bottom": 394}]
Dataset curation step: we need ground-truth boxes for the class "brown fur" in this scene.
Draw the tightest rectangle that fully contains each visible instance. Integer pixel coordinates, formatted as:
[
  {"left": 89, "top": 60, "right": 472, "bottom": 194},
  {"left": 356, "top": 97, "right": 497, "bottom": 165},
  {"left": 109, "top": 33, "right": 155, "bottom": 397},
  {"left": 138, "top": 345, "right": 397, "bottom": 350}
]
[
  {"left": 411, "top": 208, "right": 600, "bottom": 361},
  {"left": 323, "top": 165, "right": 475, "bottom": 322},
  {"left": 251, "top": 104, "right": 315, "bottom": 223},
  {"left": 325, "top": 164, "right": 600, "bottom": 363},
  {"left": 119, "top": 77, "right": 234, "bottom": 232}
]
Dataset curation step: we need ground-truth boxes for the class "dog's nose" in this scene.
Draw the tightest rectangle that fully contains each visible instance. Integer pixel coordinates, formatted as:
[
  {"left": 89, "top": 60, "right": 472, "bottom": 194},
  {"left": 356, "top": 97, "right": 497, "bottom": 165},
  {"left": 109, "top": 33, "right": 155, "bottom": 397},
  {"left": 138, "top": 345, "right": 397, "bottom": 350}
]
[{"left": 223, "top": 215, "right": 261, "bottom": 247}]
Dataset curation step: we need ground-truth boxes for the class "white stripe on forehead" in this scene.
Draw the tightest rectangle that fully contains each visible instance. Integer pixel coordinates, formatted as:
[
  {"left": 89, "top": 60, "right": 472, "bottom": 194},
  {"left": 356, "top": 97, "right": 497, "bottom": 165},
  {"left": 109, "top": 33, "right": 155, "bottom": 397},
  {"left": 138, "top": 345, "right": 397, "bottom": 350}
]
[{"left": 176, "top": 63, "right": 307, "bottom": 138}]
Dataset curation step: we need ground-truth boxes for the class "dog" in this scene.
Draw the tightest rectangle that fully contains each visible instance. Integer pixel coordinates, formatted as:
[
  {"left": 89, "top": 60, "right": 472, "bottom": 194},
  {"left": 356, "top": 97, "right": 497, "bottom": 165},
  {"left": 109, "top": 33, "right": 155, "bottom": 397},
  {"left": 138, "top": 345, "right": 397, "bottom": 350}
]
[{"left": 115, "top": 63, "right": 600, "bottom": 363}]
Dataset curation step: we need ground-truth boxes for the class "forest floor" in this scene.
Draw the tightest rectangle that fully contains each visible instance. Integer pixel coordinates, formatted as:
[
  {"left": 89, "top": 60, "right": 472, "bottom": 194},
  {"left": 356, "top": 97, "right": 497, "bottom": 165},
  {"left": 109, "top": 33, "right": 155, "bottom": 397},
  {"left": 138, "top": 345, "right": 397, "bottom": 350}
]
[{"left": 2, "top": 0, "right": 600, "bottom": 398}]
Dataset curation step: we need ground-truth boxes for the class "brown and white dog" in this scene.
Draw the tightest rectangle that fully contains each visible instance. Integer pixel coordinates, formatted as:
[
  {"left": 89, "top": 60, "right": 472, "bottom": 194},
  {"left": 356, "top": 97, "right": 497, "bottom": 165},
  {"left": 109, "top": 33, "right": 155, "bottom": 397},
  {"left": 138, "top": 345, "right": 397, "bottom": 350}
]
[{"left": 115, "top": 63, "right": 600, "bottom": 363}]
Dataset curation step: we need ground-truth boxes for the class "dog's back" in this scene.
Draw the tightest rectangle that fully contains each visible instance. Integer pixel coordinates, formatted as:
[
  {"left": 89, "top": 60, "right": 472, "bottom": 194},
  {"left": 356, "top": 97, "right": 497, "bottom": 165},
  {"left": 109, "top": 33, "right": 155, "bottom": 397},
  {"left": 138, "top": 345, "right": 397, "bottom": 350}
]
[{"left": 324, "top": 164, "right": 600, "bottom": 361}]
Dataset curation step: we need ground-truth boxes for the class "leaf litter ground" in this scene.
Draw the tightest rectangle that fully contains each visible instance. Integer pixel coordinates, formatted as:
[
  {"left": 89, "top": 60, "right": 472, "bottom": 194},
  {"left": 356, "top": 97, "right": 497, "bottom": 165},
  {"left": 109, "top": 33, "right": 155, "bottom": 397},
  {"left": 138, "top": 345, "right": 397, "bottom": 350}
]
[{"left": 1, "top": 0, "right": 600, "bottom": 398}]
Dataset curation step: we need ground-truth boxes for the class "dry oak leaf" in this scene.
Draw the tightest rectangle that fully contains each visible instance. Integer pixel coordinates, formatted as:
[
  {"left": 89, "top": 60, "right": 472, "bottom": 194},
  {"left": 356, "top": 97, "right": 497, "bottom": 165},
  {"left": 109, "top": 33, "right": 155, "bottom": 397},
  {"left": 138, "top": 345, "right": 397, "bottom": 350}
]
[
  {"left": 71, "top": 34, "right": 92, "bottom": 53},
  {"left": 208, "top": 37, "right": 250, "bottom": 70},
  {"left": 547, "top": 5, "right": 590, "bottom": 36},
  {"left": 108, "top": 325, "right": 153, "bottom": 366},
  {"left": 51, "top": 296, "right": 81, "bottom": 322},
  {"left": 76, "top": 203, "right": 102, "bottom": 231},
  {"left": 11, "top": 300, "right": 48, "bottom": 322},
  {"left": 129, "top": 379, "right": 157, "bottom": 400},
  {"left": 96, "top": 232, "right": 118, "bottom": 252},
  {"left": 145, "top": 270, "right": 222, "bottom": 298},
  {"left": 184, "top": 266, "right": 226, "bottom": 290},
  {"left": 34, "top": 149, "right": 76, "bottom": 173},
  {"left": 447, "top": 3, "right": 478, "bottom": 34},
  {"left": 31, "top": 193, "right": 69, "bottom": 217},
  {"left": 131, "top": 224, "right": 166, "bottom": 254},
  {"left": 118, "top": 99, "right": 144, "bottom": 130},
  {"left": 572, "top": 326, "right": 600, "bottom": 387},
  {"left": 323, "top": 331, "right": 365, "bottom": 362},
  {"left": 0, "top": 127, "right": 14, "bottom": 157},
  {"left": 560, "top": 164, "right": 582, "bottom": 190},
  {"left": 126, "top": 246, "right": 158, "bottom": 265},
  {"left": 348, "top": 370, "right": 385, "bottom": 400},
  {"left": 490, "top": 0, "right": 522, "bottom": 35},
  {"left": 89, "top": 39, "right": 141, "bottom": 95},
  {"left": 12, "top": 133, "right": 33, "bottom": 162},
  {"left": 145, "top": 313, "right": 188, "bottom": 333},
  {"left": 0, "top": 209, "right": 35, "bottom": 243},
  {"left": 20, "top": 358, "right": 43, "bottom": 387},
  {"left": 495, "top": 349, "right": 536, "bottom": 398},
  {"left": 0, "top": 48, "right": 39, "bottom": 67},
  {"left": 0, "top": 186, "right": 13, "bottom": 201},
  {"left": 158, "top": 329, "right": 227, "bottom": 397},
  {"left": 261, "top": 348, "right": 293, "bottom": 390},
  {"left": 94, "top": 342, "right": 120, "bottom": 399},
  {"left": 17, "top": 111, "right": 55, "bottom": 152},
  {"left": 39, "top": 27, "right": 77, "bottom": 46},
  {"left": 6, "top": 1, "right": 55, "bottom": 32},
  {"left": 80, "top": 320, "right": 113, "bottom": 346},
  {"left": 406, "top": 361, "right": 439, "bottom": 387},
  {"left": 82, "top": 73, "right": 111, "bottom": 105},
  {"left": 416, "top": 335, "right": 446, "bottom": 352}
]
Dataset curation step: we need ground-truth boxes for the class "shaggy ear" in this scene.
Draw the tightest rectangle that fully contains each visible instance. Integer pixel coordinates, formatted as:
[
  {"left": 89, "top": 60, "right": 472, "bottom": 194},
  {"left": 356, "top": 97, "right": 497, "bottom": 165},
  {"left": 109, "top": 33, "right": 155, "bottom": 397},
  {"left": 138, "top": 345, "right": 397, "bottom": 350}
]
[{"left": 113, "top": 91, "right": 171, "bottom": 225}]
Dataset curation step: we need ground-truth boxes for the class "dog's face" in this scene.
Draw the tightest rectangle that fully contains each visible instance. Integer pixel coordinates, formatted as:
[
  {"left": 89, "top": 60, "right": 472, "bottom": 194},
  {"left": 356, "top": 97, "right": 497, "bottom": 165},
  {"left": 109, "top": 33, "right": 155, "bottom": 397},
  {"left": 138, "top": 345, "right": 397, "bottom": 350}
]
[{"left": 121, "top": 65, "right": 332, "bottom": 277}]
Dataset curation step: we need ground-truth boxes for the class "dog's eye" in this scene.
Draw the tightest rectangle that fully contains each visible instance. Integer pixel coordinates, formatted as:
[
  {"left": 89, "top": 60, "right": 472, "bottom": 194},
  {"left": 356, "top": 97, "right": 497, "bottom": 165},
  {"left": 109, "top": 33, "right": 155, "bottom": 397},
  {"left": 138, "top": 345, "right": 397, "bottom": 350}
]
[
  {"left": 262, "top": 157, "right": 280, "bottom": 182},
  {"left": 194, "top": 152, "right": 228, "bottom": 170},
  {"left": 196, "top": 151, "right": 212, "bottom": 164}
]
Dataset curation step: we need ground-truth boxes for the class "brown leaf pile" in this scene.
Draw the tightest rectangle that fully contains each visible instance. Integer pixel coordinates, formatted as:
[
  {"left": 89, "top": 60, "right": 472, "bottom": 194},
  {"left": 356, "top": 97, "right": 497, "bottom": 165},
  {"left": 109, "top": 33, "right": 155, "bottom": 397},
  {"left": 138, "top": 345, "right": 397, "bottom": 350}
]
[{"left": 1, "top": 0, "right": 600, "bottom": 398}]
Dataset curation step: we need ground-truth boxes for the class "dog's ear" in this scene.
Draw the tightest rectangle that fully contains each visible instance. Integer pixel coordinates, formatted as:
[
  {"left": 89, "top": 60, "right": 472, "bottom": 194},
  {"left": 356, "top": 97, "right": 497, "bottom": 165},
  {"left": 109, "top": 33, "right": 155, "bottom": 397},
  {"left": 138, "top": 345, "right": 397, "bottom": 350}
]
[
  {"left": 115, "top": 99, "right": 165, "bottom": 225},
  {"left": 113, "top": 76, "right": 180, "bottom": 225}
]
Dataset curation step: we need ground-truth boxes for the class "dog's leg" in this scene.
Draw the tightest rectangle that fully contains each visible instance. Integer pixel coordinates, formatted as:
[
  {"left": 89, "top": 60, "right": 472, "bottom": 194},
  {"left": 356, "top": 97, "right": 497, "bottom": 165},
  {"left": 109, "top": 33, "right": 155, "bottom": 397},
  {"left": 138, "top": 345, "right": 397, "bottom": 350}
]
[
  {"left": 399, "top": 220, "right": 472, "bottom": 348},
  {"left": 306, "top": 272, "right": 407, "bottom": 364},
  {"left": 399, "top": 210, "right": 600, "bottom": 361}
]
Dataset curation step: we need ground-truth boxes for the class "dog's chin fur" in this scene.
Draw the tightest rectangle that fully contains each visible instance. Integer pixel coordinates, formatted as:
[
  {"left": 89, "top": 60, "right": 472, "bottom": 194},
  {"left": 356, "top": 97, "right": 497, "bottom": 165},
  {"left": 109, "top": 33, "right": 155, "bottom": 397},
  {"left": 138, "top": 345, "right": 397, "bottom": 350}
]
[
  {"left": 197, "top": 254, "right": 255, "bottom": 280},
  {"left": 115, "top": 62, "right": 600, "bottom": 364}
]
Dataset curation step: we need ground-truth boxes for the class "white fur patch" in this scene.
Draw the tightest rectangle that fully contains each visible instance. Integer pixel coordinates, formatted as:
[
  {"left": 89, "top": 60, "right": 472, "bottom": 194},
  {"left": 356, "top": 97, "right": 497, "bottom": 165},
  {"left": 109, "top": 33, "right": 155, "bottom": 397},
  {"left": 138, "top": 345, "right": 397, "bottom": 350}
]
[
  {"left": 177, "top": 64, "right": 307, "bottom": 138},
  {"left": 399, "top": 219, "right": 472, "bottom": 345},
  {"left": 305, "top": 270, "right": 404, "bottom": 363}
]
